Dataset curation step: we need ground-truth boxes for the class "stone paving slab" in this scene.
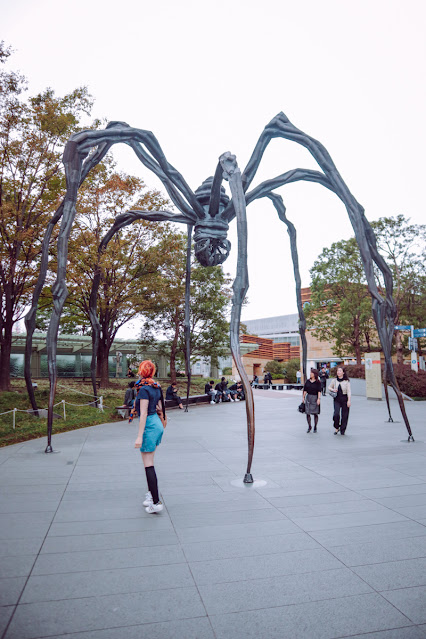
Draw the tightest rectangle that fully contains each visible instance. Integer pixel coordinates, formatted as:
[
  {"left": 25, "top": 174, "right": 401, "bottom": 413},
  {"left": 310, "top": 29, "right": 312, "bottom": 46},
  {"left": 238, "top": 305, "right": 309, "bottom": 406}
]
[
  {"left": 208, "top": 592, "right": 414, "bottom": 639},
  {"left": 0, "top": 392, "right": 425, "bottom": 638},
  {"left": 41, "top": 617, "right": 217, "bottom": 639}
]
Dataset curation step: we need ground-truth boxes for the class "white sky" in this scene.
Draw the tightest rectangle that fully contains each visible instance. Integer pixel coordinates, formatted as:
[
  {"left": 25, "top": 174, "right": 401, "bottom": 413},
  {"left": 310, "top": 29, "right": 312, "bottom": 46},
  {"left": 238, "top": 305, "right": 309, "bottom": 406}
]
[{"left": 3, "top": 0, "right": 426, "bottom": 336}]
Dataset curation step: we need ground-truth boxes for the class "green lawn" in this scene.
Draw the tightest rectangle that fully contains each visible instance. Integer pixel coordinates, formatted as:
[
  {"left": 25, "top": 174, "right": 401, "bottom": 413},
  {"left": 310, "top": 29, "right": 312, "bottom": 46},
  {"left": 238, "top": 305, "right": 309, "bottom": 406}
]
[{"left": 0, "top": 377, "right": 215, "bottom": 447}]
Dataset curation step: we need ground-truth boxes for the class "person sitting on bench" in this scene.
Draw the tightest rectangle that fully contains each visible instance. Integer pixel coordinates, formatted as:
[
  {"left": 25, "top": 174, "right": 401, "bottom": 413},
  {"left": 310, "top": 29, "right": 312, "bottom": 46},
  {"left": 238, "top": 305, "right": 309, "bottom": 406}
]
[
  {"left": 205, "top": 380, "right": 217, "bottom": 404},
  {"left": 124, "top": 381, "right": 137, "bottom": 408},
  {"left": 235, "top": 381, "right": 245, "bottom": 400},
  {"left": 228, "top": 382, "right": 242, "bottom": 401},
  {"left": 219, "top": 377, "right": 235, "bottom": 402},
  {"left": 214, "top": 381, "right": 225, "bottom": 402},
  {"left": 166, "top": 382, "right": 184, "bottom": 409}
]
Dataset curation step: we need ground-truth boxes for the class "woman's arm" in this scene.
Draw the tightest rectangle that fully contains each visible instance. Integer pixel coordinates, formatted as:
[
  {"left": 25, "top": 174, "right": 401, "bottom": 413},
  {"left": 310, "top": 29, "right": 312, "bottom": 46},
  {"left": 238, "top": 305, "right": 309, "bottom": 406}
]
[
  {"left": 134, "top": 399, "right": 148, "bottom": 448},
  {"left": 347, "top": 381, "right": 351, "bottom": 406},
  {"left": 156, "top": 399, "right": 168, "bottom": 428},
  {"left": 317, "top": 390, "right": 321, "bottom": 405}
]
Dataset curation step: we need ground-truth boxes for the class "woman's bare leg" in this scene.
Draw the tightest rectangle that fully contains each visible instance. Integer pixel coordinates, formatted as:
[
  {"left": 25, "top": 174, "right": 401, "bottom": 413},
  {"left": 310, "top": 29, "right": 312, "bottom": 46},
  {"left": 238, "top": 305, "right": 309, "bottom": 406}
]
[{"left": 141, "top": 451, "right": 155, "bottom": 467}]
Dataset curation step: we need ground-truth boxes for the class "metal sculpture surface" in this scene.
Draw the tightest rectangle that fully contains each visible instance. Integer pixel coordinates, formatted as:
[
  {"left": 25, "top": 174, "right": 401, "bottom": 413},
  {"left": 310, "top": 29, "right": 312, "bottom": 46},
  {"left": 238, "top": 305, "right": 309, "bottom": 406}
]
[{"left": 25, "top": 112, "right": 414, "bottom": 467}]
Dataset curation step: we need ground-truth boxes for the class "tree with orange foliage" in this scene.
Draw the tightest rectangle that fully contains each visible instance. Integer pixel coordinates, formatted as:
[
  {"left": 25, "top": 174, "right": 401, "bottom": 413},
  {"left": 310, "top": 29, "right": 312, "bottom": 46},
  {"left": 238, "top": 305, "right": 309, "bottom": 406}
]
[
  {"left": 0, "top": 42, "right": 93, "bottom": 389},
  {"left": 38, "top": 157, "right": 177, "bottom": 387}
]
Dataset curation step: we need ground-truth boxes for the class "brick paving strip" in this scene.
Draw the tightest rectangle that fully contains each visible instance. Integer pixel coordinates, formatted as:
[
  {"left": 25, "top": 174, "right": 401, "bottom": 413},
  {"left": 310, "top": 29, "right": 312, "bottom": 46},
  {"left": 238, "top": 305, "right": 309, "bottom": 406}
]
[{"left": 0, "top": 393, "right": 426, "bottom": 639}]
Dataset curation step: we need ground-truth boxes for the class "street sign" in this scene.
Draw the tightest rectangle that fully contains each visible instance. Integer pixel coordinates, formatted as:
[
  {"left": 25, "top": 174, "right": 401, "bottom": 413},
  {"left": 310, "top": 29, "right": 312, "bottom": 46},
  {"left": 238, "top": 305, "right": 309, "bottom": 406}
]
[
  {"left": 394, "top": 325, "right": 411, "bottom": 331},
  {"left": 408, "top": 337, "right": 418, "bottom": 352},
  {"left": 413, "top": 328, "right": 426, "bottom": 338}
]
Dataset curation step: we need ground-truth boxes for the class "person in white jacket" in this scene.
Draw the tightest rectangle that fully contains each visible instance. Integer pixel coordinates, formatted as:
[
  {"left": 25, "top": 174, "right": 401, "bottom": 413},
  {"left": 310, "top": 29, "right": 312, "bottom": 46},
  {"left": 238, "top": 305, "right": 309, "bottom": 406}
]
[{"left": 329, "top": 367, "right": 351, "bottom": 435}]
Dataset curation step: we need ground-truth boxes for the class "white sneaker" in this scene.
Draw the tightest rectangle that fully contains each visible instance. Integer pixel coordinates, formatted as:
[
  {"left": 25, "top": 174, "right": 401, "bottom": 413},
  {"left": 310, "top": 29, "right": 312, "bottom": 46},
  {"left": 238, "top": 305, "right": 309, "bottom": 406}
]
[
  {"left": 210, "top": 401, "right": 215, "bottom": 405},
  {"left": 145, "top": 501, "right": 163, "bottom": 514},
  {"left": 143, "top": 491, "right": 153, "bottom": 507}
]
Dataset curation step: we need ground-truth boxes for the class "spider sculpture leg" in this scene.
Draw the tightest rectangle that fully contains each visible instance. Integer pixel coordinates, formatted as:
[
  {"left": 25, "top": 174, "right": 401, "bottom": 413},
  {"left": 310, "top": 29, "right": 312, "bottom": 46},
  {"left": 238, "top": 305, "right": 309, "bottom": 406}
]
[
  {"left": 184, "top": 225, "right": 193, "bottom": 412},
  {"left": 266, "top": 192, "right": 308, "bottom": 383},
  {"left": 220, "top": 152, "right": 255, "bottom": 482}
]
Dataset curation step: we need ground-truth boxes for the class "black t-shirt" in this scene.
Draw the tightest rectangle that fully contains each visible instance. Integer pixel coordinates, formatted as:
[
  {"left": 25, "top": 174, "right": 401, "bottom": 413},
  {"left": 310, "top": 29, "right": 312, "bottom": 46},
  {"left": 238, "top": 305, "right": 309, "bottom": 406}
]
[
  {"left": 205, "top": 383, "right": 213, "bottom": 394},
  {"left": 136, "top": 385, "right": 162, "bottom": 415},
  {"left": 303, "top": 379, "right": 322, "bottom": 395}
]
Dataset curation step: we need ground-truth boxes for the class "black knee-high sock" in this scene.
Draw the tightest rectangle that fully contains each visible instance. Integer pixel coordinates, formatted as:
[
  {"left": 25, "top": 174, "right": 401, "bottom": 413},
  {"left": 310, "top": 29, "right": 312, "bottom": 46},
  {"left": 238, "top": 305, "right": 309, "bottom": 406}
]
[
  {"left": 314, "top": 415, "right": 318, "bottom": 428},
  {"left": 145, "top": 466, "right": 159, "bottom": 504},
  {"left": 306, "top": 415, "right": 311, "bottom": 428}
]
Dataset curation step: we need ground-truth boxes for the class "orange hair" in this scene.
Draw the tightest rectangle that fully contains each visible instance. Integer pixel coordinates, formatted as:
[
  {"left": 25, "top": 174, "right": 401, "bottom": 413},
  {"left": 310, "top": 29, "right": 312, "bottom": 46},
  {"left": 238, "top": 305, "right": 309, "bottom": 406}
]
[{"left": 138, "top": 360, "right": 156, "bottom": 383}]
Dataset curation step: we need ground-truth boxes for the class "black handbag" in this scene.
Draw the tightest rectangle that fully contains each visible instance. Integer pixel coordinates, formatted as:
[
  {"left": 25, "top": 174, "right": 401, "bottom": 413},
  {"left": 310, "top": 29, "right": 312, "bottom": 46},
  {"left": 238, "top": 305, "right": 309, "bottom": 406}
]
[{"left": 298, "top": 402, "right": 306, "bottom": 413}]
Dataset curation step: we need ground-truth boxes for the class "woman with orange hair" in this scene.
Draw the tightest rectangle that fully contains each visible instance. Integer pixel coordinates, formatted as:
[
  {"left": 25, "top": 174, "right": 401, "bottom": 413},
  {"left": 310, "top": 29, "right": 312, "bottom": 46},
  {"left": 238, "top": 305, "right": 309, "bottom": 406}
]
[{"left": 134, "top": 360, "right": 167, "bottom": 513}]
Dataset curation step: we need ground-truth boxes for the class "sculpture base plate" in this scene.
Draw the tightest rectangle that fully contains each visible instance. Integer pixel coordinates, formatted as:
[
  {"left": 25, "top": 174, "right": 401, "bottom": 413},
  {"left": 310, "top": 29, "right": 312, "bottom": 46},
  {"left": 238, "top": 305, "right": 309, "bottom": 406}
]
[
  {"left": 230, "top": 478, "right": 267, "bottom": 488},
  {"left": 400, "top": 438, "right": 419, "bottom": 443},
  {"left": 44, "top": 446, "right": 60, "bottom": 454}
]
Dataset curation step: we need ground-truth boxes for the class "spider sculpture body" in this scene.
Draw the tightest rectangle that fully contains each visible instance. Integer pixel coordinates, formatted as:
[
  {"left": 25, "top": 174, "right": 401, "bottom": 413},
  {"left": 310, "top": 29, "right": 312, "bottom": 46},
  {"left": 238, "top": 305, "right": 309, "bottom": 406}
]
[{"left": 25, "top": 112, "right": 414, "bottom": 475}]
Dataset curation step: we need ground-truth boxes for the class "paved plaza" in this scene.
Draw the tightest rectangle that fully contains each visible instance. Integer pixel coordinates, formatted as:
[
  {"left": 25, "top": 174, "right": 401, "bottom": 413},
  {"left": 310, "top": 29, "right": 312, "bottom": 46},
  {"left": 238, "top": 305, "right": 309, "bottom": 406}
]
[{"left": 0, "top": 390, "right": 426, "bottom": 639}]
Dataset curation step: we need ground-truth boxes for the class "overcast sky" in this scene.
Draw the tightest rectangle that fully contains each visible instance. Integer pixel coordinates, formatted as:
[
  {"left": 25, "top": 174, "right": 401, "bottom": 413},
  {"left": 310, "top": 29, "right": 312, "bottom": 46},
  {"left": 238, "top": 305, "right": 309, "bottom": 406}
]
[{"left": 3, "top": 0, "right": 425, "bottom": 335}]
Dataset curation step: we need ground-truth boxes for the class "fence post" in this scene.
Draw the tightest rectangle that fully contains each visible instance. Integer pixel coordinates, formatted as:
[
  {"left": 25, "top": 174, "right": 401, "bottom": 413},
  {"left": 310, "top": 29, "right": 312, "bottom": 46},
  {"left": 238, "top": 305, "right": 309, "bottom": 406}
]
[
  {"left": 99, "top": 396, "right": 103, "bottom": 412},
  {"left": 13, "top": 408, "right": 16, "bottom": 430},
  {"left": 62, "top": 399, "right": 66, "bottom": 420}
]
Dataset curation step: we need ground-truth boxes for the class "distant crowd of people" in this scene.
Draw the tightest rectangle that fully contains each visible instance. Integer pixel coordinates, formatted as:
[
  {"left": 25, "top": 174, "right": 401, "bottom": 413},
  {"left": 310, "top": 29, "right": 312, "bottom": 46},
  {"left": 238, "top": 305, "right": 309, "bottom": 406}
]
[
  {"left": 204, "top": 377, "right": 245, "bottom": 403},
  {"left": 124, "top": 372, "right": 246, "bottom": 411}
]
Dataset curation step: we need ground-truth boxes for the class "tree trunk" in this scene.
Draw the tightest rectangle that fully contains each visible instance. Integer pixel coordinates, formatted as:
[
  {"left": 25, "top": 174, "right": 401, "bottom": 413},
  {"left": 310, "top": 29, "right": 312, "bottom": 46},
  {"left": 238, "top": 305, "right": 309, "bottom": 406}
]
[
  {"left": 0, "top": 314, "right": 13, "bottom": 391},
  {"left": 354, "top": 316, "right": 361, "bottom": 365},
  {"left": 0, "top": 336, "right": 12, "bottom": 391},
  {"left": 98, "top": 341, "right": 111, "bottom": 388},
  {"left": 169, "top": 317, "right": 180, "bottom": 384},
  {"left": 395, "top": 330, "right": 404, "bottom": 365}
]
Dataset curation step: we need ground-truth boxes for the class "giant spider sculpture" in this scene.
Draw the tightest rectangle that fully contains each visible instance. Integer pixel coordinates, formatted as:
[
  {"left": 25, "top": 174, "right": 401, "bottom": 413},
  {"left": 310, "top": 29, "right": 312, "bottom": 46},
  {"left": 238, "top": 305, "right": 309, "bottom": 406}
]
[{"left": 24, "top": 112, "right": 414, "bottom": 479}]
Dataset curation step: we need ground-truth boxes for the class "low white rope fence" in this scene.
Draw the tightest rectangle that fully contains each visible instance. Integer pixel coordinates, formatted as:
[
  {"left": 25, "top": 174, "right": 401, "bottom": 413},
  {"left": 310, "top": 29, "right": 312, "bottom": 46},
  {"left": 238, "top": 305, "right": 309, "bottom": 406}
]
[
  {"left": 57, "top": 384, "right": 101, "bottom": 398},
  {"left": 0, "top": 395, "right": 104, "bottom": 429}
]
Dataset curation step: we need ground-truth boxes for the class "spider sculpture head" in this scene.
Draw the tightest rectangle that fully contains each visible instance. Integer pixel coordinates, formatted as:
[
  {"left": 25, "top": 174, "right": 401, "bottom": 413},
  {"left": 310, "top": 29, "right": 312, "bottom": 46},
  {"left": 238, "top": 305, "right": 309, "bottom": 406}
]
[{"left": 193, "top": 177, "right": 231, "bottom": 267}]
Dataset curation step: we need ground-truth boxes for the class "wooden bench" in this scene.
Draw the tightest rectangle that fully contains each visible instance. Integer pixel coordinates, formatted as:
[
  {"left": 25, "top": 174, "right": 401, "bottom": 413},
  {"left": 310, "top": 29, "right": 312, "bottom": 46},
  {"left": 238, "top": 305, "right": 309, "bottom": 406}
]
[
  {"left": 117, "top": 395, "right": 211, "bottom": 417},
  {"left": 165, "top": 394, "right": 210, "bottom": 409},
  {"left": 115, "top": 405, "right": 131, "bottom": 418}
]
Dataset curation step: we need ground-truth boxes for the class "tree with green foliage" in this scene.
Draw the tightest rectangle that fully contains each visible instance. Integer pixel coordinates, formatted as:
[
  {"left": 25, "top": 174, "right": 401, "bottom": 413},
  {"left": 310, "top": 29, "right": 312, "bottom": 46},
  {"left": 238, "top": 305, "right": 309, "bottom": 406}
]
[
  {"left": 0, "top": 42, "right": 94, "bottom": 390},
  {"left": 264, "top": 360, "right": 285, "bottom": 377},
  {"left": 370, "top": 215, "right": 426, "bottom": 363},
  {"left": 283, "top": 357, "right": 300, "bottom": 383},
  {"left": 305, "top": 237, "right": 380, "bottom": 364},
  {"left": 140, "top": 233, "right": 232, "bottom": 383},
  {"left": 306, "top": 215, "right": 426, "bottom": 365}
]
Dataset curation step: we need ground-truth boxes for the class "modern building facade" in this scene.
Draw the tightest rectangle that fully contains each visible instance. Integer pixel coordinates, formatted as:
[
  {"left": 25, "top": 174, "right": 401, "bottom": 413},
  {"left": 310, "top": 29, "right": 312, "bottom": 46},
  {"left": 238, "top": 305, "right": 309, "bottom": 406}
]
[
  {"left": 232, "top": 334, "right": 299, "bottom": 381},
  {"left": 10, "top": 333, "right": 255, "bottom": 380},
  {"left": 241, "top": 293, "right": 353, "bottom": 379},
  {"left": 10, "top": 333, "right": 169, "bottom": 379},
  {"left": 243, "top": 314, "right": 300, "bottom": 347}
]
